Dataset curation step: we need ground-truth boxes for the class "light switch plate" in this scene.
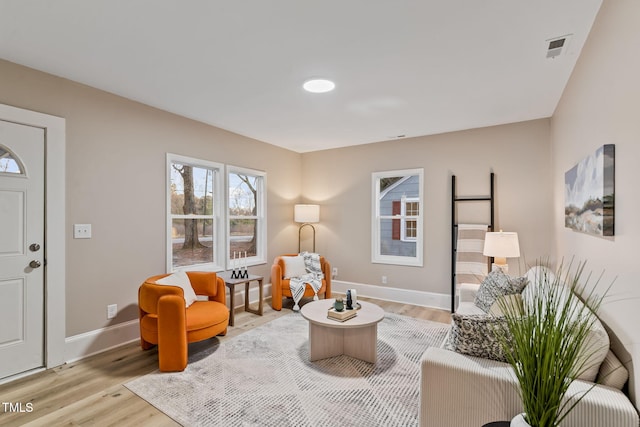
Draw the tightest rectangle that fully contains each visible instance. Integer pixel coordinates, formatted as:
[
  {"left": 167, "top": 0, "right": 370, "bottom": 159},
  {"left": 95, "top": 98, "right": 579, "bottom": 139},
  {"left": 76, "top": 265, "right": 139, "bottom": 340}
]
[{"left": 74, "top": 224, "right": 92, "bottom": 239}]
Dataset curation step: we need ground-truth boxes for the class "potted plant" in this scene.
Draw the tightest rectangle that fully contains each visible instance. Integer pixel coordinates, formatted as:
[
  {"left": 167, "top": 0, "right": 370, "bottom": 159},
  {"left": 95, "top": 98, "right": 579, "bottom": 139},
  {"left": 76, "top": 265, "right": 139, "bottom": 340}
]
[{"left": 494, "top": 260, "right": 609, "bottom": 427}]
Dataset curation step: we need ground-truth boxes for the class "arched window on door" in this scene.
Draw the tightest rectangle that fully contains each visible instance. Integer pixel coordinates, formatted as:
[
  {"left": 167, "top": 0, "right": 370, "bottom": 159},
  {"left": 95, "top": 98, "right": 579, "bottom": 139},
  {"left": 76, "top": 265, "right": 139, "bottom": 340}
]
[{"left": 0, "top": 145, "right": 25, "bottom": 175}]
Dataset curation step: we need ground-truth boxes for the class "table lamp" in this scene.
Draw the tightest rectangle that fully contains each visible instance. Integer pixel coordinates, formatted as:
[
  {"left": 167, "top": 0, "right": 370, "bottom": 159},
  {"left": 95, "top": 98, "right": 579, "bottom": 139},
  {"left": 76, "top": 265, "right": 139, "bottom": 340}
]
[{"left": 483, "top": 231, "right": 520, "bottom": 273}]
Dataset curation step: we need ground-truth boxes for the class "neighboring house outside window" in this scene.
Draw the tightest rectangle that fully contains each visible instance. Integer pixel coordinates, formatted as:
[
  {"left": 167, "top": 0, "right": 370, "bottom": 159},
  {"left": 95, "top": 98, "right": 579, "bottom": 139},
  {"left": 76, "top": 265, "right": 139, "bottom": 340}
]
[
  {"left": 167, "top": 154, "right": 224, "bottom": 272},
  {"left": 401, "top": 197, "right": 419, "bottom": 241},
  {"left": 391, "top": 197, "right": 419, "bottom": 242},
  {"left": 372, "top": 168, "right": 424, "bottom": 266},
  {"left": 227, "top": 166, "right": 266, "bottom": 268}
]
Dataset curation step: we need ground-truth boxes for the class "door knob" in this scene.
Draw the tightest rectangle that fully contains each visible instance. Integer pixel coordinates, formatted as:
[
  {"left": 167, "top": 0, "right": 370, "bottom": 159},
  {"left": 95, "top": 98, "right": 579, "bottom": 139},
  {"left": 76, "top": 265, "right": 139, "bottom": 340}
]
[
  {"left": 29, "top": 260, "right": 42, "bottom": 268},
  {"left": 29, "top": 243, "right": 41, "bottom": 252}
]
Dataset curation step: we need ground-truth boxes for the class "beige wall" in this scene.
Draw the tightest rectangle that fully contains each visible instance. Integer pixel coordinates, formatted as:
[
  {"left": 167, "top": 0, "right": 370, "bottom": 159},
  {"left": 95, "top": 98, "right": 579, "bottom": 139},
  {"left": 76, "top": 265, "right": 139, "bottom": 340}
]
[
  {"left": 550, "top": 0, "right": 640, "bottom": 404},
  {"left": 0, "top": 59, "right": 302, "bottom": 337},
  {"left": 301, "top": 119, "right": 554, "bottom": 297},
  {"left": 0, "top": 57, "right": 555, "bottom": 339}
]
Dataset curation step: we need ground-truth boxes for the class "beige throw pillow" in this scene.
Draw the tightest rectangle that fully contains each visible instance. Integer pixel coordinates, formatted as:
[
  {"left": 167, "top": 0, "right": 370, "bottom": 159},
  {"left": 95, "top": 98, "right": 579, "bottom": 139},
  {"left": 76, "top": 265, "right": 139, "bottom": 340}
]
[
  {"left": 488, "top": 294, "right": 523, "bottom": 316},
  {"left": 575, "top": 315, "right": 610, "bottom": 382},
  {"left": 596, "top": 350, "right": 629, "bottom": 390}
]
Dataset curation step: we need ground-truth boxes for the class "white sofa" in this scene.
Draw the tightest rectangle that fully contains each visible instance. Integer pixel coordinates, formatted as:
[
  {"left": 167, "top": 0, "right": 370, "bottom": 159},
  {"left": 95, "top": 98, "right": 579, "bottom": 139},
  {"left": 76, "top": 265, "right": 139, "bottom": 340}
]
[{"left": 419, "top": 268, "right": 639, "bottom": 427}]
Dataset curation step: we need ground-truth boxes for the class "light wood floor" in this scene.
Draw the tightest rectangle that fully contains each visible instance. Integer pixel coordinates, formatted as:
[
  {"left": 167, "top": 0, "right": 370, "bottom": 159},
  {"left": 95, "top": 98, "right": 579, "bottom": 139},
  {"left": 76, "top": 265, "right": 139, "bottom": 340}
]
[{"left": 0, "top": 296, "right": 450, "bottom": 427}]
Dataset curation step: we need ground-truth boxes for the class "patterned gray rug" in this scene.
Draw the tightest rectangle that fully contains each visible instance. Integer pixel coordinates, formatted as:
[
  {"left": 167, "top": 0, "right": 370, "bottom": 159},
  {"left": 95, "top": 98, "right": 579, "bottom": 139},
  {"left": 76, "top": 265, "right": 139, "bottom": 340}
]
[{"left": 125, "top": 312, "right": 449, "bottom": 427}]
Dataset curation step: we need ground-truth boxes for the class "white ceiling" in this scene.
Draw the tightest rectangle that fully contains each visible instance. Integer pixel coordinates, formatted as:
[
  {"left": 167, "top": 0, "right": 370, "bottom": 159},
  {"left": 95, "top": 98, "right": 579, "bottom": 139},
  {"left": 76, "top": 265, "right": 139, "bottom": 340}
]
[{"left": 0, "top": 0, "right": 602, "bottom": 153}]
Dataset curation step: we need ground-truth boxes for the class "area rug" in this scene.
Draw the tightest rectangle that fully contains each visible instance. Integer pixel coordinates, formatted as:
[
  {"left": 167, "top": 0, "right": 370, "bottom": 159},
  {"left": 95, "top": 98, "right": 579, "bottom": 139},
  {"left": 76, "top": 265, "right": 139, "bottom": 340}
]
[{"left": 125, "top": 312, "right": 449, "bottom": 427}]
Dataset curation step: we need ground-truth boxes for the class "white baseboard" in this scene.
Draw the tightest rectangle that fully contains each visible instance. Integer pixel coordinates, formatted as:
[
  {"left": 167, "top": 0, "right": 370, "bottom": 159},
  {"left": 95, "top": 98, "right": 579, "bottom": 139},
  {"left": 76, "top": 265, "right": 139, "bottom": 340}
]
[
  {"left": 65, "top": 319, "right": 140, "bottom": 363},
  {"left": 63, "top": 281, "right": 446, "bottom": 364},
  {"left": 64, "top": 284, "right": 273, "bottom": 364},
  {"left": 331, "top": 280, "right": 450, "bottom": 311}
]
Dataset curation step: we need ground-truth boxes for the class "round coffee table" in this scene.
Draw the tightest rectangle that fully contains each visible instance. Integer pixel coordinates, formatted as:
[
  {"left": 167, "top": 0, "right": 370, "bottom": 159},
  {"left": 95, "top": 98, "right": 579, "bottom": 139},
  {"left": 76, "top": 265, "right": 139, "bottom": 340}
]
[{"left": 300, "top": 299, "right": 385, "bottom": 363}]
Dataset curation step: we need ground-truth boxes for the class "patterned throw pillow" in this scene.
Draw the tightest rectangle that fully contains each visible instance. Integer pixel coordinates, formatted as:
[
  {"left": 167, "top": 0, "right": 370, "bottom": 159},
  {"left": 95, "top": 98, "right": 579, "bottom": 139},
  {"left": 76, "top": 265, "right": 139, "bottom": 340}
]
[
  {"left": 474, "top": 270, "right": 528, "bottom": 313},
  {"left": 449, "top": 313, "right": 511, "bottom": 362}
]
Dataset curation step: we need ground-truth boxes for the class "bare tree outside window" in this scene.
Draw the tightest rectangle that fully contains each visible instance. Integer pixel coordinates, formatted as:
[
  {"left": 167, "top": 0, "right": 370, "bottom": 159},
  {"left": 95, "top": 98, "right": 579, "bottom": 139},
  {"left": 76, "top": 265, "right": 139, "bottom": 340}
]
[
  {"left": 229, "top": 173, "right": 259, "bottom": 257},
  {"left": 170, "top": 163, "right": 215, "bottom": 268},
  {"left": 227, "top": 168, "right": 265, "bottom": 266},
  {"left": 166, "top": 155, "right": 265, "bottom": 271},
  {"left": 173, "top": 164, "right": 202, "bottom": 249}
]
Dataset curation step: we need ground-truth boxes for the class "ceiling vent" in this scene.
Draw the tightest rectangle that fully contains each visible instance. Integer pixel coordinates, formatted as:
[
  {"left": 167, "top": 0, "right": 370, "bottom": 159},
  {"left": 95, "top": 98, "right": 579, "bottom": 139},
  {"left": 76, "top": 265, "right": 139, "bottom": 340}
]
[{"left": 546, "top": 34, "right": 573, "bottom": 59}]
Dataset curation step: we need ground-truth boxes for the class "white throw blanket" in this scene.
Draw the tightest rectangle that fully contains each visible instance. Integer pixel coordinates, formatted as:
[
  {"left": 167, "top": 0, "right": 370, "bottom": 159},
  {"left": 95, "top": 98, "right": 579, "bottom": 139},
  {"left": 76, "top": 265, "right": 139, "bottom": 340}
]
[{"left": 290, "top": 252, "right": 324, "bottom": 311}]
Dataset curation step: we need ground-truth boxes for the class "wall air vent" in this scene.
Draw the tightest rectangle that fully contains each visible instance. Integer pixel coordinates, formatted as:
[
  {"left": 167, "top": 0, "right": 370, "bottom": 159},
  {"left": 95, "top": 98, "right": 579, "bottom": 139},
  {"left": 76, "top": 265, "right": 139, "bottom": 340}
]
[{"left": 546, "top": 34, "right": 573, "bottom": 59}]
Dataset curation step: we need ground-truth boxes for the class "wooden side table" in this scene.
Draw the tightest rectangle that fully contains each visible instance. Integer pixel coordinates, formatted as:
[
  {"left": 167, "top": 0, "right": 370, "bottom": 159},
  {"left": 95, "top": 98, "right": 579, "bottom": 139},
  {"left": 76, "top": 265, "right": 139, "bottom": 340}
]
[{"left": 218, "top": 272, "right": 264, "bottom": 326}]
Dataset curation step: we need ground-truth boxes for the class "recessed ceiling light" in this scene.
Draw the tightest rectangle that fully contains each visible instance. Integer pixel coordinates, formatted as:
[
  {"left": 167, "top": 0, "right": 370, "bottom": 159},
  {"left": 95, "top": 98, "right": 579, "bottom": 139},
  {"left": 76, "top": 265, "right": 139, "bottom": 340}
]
[{"left": 303, "top": 79, "right": 335, "bottom": 93}]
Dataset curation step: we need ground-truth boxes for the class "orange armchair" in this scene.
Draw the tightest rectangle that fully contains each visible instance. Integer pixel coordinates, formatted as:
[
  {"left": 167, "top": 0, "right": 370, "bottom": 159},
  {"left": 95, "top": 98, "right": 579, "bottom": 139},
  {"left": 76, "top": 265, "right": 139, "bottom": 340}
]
[
  {"left": 271, "top": 254, "right": 331, "bottom": 311},
  {"left": 138, "top": 271, "right": 229, "bottom": 372}
]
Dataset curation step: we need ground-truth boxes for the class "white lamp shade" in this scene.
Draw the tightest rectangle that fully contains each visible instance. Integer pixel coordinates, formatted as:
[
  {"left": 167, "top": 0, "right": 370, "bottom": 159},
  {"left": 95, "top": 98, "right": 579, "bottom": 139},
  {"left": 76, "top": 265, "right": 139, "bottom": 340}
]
[
  {"left": 483, "top": 232, "right": 520, "bottom": 258},
  {"left": 294, "top": 204, "right": 320, "bottom": 223}
]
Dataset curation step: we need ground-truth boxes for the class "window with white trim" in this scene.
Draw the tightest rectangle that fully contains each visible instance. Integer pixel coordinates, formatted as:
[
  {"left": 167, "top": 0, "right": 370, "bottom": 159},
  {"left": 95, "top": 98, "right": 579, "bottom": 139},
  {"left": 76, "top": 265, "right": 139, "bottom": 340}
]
[
  {"left": 372, "top": 168, "right": 424, "bottom": 266},
  {"left": 167, "top": 154, "right": 224, "bottom": 271},
  {"left": 227, "top": 166, "right": 266, "bottom": 268}
]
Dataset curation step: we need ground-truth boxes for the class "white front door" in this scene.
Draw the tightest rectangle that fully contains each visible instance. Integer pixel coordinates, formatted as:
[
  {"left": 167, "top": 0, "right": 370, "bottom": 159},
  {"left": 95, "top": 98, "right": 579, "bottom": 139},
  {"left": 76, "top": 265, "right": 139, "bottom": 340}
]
[{"left": 0, "top": 119, "right": 45, "bottom": 380}]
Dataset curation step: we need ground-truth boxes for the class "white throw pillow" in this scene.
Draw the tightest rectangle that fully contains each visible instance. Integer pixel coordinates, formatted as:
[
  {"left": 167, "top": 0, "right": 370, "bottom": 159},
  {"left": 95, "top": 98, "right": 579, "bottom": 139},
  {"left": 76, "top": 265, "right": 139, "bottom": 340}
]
[
  {"left": 155, "top": 271, "right": 198, "bottom": 307},
  {"left": 282, "top": 256, "right": 307, "bottom": 279},
  {"left": 522, "top": 265, "right": 555, "bottom": 303}
]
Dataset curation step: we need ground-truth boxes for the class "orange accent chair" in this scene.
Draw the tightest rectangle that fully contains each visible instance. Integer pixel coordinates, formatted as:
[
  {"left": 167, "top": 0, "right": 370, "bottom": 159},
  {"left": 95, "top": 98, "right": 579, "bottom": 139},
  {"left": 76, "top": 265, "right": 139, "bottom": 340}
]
[
  {"left": 271, "top": 254, "right": 331, "bottom": 311},
  {"left": 138, "top": 271, "right": 229, "bottom": 372}
]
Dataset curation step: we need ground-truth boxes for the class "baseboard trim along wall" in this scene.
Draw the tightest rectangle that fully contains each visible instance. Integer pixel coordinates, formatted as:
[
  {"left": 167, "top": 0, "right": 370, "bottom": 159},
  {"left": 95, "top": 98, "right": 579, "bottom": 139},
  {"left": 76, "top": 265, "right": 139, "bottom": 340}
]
[
  {"left": 64, "top": 283, "right": 272, "bottom": 363},
  {"left": 65, "top": 319, "right": 140, "bottom": 364},
  {"left": 331, "top": 279, "right": 450, "bottom": 311},
  {"left": 63, "top": 281, "right": 446, "bottom": 363}
]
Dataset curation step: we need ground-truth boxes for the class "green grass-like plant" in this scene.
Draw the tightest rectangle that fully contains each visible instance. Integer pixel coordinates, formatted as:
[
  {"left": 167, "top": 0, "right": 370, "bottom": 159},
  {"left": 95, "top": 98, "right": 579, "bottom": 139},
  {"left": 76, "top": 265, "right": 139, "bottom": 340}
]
[{"left": 493, "top": 260, "right": 609, "bottom": 427}]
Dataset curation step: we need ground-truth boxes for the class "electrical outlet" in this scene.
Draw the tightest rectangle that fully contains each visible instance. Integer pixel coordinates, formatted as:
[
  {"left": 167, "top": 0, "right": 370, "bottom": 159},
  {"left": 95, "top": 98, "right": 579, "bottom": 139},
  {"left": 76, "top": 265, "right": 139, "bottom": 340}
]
[
  {"left": 73, "top": 224, "right": 92, "bottom": 239},
  {"left": 107, "top": 304, "right": 117, "bottom": 319},
  {"left": 382, "top": 276, "right": 387, "bottom": 284},
  {"left": 332, "top": 267, "right": 338, "bottom": 277}
]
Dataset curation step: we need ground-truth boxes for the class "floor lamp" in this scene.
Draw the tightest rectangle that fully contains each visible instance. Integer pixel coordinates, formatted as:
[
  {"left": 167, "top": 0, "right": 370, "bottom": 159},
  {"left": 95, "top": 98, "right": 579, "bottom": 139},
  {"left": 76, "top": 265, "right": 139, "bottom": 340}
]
[{"left": 295, "top": 204, "right": 319, "bottom": 253}]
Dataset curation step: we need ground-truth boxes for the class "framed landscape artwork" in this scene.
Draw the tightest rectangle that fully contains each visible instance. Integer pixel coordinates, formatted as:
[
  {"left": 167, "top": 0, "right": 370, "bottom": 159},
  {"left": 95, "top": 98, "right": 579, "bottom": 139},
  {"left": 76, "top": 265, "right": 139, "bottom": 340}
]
[{"left": 564, "top": 144, "right": 615, "bottom": 237}]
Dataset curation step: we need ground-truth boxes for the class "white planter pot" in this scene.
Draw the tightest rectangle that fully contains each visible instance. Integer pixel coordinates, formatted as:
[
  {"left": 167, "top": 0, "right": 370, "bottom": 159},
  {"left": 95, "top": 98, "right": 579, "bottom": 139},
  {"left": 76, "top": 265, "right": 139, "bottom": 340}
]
[{"left": 511, "top": 413, "right": 531, "bottom": 426}]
